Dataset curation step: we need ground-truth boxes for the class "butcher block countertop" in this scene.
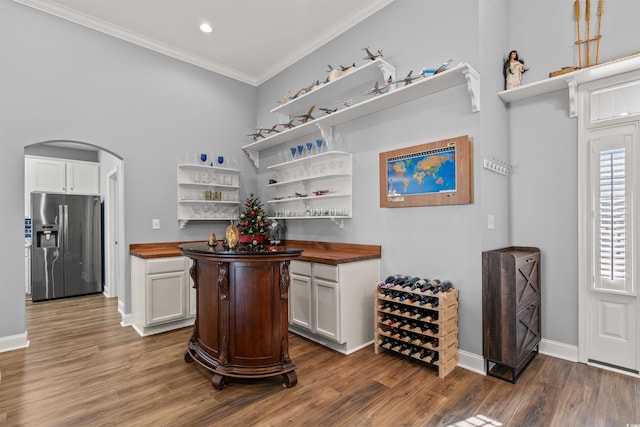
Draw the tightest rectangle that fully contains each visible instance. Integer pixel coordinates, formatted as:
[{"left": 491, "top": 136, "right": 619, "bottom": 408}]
[{"left": 130, "top": 239, "right": 381, "bottom": 265}]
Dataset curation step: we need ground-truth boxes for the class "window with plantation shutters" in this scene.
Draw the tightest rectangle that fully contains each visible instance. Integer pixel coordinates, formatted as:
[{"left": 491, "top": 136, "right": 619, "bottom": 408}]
[{"left": 594, "top": 136, "right": 633, "bottom": 293}]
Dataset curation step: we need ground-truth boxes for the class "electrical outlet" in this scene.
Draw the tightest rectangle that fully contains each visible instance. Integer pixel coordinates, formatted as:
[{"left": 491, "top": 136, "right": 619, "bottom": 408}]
[
  {"left": 152, "top": 218, "right": 160, "bottom": 230},
  {"left": 487, "top": 214, "right": 495, "bottom": 230}
]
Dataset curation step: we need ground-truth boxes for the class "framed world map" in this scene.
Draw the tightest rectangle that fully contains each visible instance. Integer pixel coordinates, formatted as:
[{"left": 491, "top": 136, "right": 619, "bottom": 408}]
[{"left": 379, "top": 135, "right": 473, "bottom": 208}]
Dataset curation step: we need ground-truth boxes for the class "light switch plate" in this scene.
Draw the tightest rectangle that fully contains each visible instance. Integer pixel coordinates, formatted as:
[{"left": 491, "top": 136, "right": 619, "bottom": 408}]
[{"left": 152, "top": 218, "right": 160, "bottom": 230}]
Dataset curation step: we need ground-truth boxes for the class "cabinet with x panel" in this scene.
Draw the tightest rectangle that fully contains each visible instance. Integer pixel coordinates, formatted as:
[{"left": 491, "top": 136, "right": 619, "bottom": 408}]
[{"left": 482, "top": 246, "right": 541, "bottom": 383}]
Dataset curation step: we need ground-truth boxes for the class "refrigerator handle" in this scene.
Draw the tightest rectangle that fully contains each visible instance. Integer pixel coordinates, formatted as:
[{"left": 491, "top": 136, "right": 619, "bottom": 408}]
[{"left": 63, "top": 204, "right": 69, "bottom": 250}]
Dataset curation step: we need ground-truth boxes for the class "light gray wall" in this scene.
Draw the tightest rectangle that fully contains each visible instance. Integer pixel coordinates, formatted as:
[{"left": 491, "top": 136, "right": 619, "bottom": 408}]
[
  {"left": 24, "top": 144, "right": 99, "bottom": 162},
  {"left": 0, "top": 0, "right": 257, "bottom": 340},
  {"left": 255, "top": 0, "right": 490, "bottom": 354}
]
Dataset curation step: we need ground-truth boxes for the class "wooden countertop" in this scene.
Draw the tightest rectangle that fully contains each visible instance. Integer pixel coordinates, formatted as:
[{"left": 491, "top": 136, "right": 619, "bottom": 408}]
[{"left": 130, "top": 240, "right": 381, "bottom": 265}]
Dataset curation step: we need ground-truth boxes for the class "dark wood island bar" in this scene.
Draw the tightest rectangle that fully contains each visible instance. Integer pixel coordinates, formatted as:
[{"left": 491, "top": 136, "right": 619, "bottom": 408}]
[{"left": 179, "top": 242, "right": 302, "bottom": 390}]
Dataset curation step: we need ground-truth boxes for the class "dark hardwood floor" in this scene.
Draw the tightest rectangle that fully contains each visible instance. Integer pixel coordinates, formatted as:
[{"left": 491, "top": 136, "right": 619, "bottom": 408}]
[{"left": 0, "top": 294, "right": 638, "bottom": 426}]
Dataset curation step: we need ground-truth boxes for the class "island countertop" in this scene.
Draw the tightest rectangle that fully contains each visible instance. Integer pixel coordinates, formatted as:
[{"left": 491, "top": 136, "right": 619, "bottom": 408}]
[{"left": 130, "top": 239, "right": 381, "bottom": 265}]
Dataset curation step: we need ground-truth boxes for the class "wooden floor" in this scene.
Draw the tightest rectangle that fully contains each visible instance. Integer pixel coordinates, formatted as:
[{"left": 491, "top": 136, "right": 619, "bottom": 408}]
[{"left": 1, "top": 295, "right": 638, "bottom": 427}]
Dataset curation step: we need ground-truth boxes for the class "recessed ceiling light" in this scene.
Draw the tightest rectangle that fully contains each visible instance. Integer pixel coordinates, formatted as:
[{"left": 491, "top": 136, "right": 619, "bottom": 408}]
[{"left": 200, "top": 23, "right": 213, "bottom": 33}]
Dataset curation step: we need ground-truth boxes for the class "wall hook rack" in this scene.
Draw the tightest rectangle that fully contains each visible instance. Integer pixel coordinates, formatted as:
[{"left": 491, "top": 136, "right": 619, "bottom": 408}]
[
  {"left": 483, "top": 158, "right": 512, "bottom": 176},
  {"left": 330, "top": 217, "right": 345, "bottom": 229}
]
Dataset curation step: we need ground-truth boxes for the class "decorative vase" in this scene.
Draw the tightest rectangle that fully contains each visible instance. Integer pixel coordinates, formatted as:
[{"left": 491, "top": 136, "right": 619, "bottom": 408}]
[
  {"left": 207, "top": 231, "right": 217, "bottom": 247},
  {"left": 225, "top": 219, "right": 239, "bottom": 250}
]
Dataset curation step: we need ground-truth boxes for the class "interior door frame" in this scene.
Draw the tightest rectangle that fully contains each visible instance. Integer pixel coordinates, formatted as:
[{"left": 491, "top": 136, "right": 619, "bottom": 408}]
[
  {"left": 105, "top": 168, "right": 119, "bottom": 298},
  {"left": 578, "top": 71, "right": 640, "bottom": 376}
]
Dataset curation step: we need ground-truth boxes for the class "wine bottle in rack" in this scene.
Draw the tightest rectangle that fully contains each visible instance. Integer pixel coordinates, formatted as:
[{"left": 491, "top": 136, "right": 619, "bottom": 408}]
[
  {"left": 433, "top": 280, "right": 453, "bottom": 293},
  {"left": 381, "top": 337, "right": 393, "bottom": 349},
  {"left": 424, "top": 296, "right": 439, "bottom": 309},
  {"left": 418, "top": 279, "right": 435, "bottom": 292},
  {"left": 423, "top": 323, "right": 439, "bottom": 335},
  {"left": 410, "top": 346, "right": 422, "bottom": 358},
  {"left": 408, "top": 277, "right": 421, "bottom": 291},
  {"left": 419, "top": 348, "right": 434, "bottom": 361},
  {"left": 422, "top": 310, "right": 439, "bottom": 322},
  {"left": 400, "top": 343, "right": 412, "bottom": 355}
]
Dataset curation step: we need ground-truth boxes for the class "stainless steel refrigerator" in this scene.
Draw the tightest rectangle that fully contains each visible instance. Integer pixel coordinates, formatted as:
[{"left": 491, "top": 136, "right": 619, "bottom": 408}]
[{"left": 31, "top": 192, "right": 102, "bottom": 302}]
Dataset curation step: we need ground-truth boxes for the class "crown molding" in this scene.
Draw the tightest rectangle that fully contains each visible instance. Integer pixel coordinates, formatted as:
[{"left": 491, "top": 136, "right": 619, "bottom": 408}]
[
  {"left": 14, "top": 0, "right": 394, "bottom": 87},
  {"left": 254, "top": 0, "right": 394, "bottom": 85}
]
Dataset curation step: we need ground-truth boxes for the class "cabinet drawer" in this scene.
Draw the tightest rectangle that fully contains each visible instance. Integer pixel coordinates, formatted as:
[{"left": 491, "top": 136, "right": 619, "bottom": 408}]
[
  {"left": 290, "top": 260, "right": 311, "bottom": 276},
  {"left": 514, "top": 254, "right": 540, "bottom": 309},
  {"left": 313, "top": 263, "right": 338, "bottom": 282},
  {"left": 515, "top": 298, "right": 541, "bottom": 365},
  {"left": 147, "top": 257, "right": 186, "bottom": 274}
]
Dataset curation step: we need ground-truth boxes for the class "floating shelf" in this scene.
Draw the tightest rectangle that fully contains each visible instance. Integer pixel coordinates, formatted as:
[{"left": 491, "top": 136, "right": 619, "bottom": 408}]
[
  {"left": 243, "top": 63, "right": 480, "bottom": 167},
  {"left": 271, "top": 58, "right": 396, "bottom": 117},
  {"left": 498, "top": 53, "right": 640, "bottom": 118}
]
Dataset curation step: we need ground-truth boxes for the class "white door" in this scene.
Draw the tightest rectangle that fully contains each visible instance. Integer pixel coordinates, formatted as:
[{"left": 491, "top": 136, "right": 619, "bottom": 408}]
[{"left": 586, "top": 123, "right": 638, "bottom": 373}]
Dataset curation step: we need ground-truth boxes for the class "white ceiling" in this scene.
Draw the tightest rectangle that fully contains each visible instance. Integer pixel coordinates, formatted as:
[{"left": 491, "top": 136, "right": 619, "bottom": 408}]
[{"left": 14, "top": 0, "right": 394, "bottom": 86}]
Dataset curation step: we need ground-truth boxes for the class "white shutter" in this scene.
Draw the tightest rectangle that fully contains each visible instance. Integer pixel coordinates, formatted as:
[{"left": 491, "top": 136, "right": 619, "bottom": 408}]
[{"left": 594, "top": 134, "right": 633, "bottom": 294}]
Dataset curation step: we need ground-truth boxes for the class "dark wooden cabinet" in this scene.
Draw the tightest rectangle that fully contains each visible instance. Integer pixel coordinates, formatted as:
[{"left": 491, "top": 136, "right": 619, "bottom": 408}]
[
  {"left": 179, "top": 242, "right": 302, "bottom": 390},
  {"left": 482, "top": 246, "right": 541, "bottom": 383}
]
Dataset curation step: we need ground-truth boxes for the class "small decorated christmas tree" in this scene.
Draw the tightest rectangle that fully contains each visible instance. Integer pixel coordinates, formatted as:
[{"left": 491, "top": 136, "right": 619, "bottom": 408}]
[{"left": 238, "top": 194, "right": 269, "bottom": 248}]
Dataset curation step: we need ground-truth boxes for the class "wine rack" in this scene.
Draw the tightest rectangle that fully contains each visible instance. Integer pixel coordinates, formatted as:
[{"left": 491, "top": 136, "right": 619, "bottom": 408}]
[{"left": 374, "top": 277, "right": 459, "bottom": 379}]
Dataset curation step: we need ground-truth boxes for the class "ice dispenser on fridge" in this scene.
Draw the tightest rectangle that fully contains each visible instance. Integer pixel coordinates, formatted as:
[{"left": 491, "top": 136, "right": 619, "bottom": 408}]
[{"left": 35, "top": 224, "right": 59, "bottom": 248}]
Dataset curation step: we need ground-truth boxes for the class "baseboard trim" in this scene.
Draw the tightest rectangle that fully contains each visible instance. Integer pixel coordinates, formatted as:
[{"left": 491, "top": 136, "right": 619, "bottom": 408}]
[
  {"left": 457, "top": 350, "right": 486, "bottom": 375},
  {"left": 118, "top": 307, "right": 133, "bottom": 328},
  {"left": 455, "top": 339, "right": 579, "bottom": 376},
  {"left": 0, "top": 331, "right": 30, "bottom": 353},
  {"left": 539, "top": 338, "right": 578, "bottom": 362}
]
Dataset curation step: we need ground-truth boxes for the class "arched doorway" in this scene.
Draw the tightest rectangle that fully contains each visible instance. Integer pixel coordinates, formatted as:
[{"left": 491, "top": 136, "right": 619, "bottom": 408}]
[{"left": 24, "top": 140, "right": 125, "bottom": 313}]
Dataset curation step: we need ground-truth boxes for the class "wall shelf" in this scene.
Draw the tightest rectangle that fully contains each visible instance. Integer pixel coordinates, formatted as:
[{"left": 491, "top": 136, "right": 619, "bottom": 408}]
[
  {"left": 498, "top": 53, "right": 640, "bottom": 118},
  {"left": 243, "top": 63, "right": 480, "bottom": 167},
  {"left": 177, "top": 164, "right": 241, "bottom": 228},
  {"left": 271, "top": 58, "right": 396, "bottom": 117}
]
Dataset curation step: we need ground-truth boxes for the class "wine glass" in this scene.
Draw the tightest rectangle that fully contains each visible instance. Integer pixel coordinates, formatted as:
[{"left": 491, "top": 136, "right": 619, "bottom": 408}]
[
  {"left": 200, "top": 153, "right": 208, "bottom": 165},
  {"left": 316, "top": 139, "right": 324, "bottom": 153},
  {"left": 217, "top": 156, "right": 224, "bottom": 167},
  {"left": 306, "top": 142, "right": 314, "bottom": 156},
  {"left": 290, "top": 147, "right": 297, "bottom": 160},
  {"left": 297, "top": 145, "right": 304, "bottom": 157}
]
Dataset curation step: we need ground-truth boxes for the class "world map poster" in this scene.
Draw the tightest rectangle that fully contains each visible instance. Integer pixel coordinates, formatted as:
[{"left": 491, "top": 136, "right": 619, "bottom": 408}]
[{"left": 386, "top": 145, "right": 457, "bottom": 197}]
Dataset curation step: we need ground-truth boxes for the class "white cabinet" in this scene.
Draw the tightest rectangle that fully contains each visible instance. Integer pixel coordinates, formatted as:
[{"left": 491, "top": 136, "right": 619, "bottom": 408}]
[
  {"left": 66, "top": 161, "right": 100, "bottom": 194},
  {"left": 290, "top": 271, "right": 312, "bottom": 330},
  {"left": 130, "top": 255, "right": 195, "bottom": 336},
  {"left": 266, "top": 151, "right": 352, "bottom": 222},
  {"left": 26, "top": 156, "right": 100, "bottom": 195},
  {"left": 177, "top": 164, "right": 241, "bottom": 228},
  {"left": 288, "top": 258, "right": 380, "bottom": 354}
]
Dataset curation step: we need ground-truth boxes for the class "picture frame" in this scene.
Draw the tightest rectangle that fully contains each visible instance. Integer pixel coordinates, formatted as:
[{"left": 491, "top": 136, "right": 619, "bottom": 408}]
[{"left": 379, "top": 135, "right": 473, "bottom": 208}]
